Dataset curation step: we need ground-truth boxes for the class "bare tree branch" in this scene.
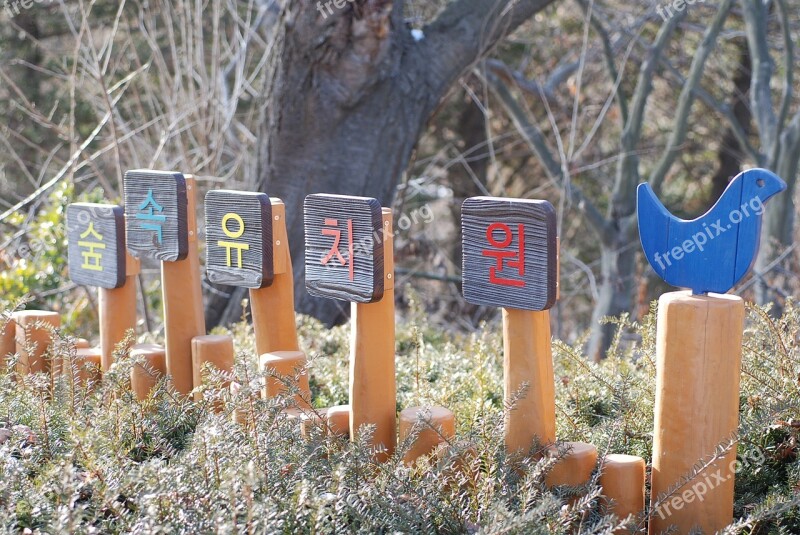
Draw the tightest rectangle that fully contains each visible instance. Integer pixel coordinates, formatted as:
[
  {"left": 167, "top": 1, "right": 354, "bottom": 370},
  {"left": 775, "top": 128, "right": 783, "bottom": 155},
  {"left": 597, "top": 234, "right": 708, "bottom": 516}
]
[
  {"left": 771, "top": 0, "right": 793, "bottom": 168},
  {"left": 742, "top": 0, "right": 778, "bottom": 159},
  {"left": 420, "top": 0, "right": 558, "bottom": 95},
  {"left": 484, "top": 70, "right": 611, "bottom": 242},
  {"left": 611, "top": 8, "right": 685, "bottom": 218},
  {"left": 648, "top": 0, "right": 734, "bottom": 195}
]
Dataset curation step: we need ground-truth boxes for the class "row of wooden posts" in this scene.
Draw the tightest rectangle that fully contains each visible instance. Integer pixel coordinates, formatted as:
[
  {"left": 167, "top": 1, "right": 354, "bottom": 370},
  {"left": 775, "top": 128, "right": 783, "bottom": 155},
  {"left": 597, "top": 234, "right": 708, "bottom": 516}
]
[{"left": 0, "top": 169, "right": 746, "bottom": 533}]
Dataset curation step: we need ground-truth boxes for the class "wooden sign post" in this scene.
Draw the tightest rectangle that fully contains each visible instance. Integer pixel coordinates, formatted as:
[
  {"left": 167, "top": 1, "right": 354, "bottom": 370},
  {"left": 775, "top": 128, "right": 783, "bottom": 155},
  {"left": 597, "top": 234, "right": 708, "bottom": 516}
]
[
  {"left": 67, "top": 203, "right": 139, "bottom": 370},
  {"left": 462, "top": 197, "right": 558, "bottom": 457},
  {"left": 205, "top": 191, "right": 299, "bottom": 354},
  {"left": 637, "top": 169, "right": 786, "bottom": 533},
  {"left": 124, "top": 170, "right": 205, "bottom": 396},
  {"left": 304, "top": 194, "right": 394, "bottom": 459}
]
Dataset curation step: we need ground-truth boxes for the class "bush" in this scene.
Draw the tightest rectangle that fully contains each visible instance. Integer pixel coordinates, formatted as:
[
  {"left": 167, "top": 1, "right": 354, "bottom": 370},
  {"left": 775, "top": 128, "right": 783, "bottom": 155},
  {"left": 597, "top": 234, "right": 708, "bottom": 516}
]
[{"left": 0, "top": 300, "right": 798, "bottom": 533}]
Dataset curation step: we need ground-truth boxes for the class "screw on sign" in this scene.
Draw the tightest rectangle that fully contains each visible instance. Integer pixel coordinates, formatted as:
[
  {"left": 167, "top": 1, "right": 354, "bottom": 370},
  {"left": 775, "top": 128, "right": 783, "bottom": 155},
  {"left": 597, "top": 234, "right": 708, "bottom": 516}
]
[
  {"left": 304, "top": 194, "right": 384, "bottom": 303},
  {"left": 461, "top": 197, "right": 557, "bottom": 311},
  {"left": 205, "top": 190, "right": 274, "bottom": 289},
  {"left": 66, "top": 203, "right": 126, "bottom": 289},
  {"left": 123, "top": 170, "right": 189, "bottom": 262}
]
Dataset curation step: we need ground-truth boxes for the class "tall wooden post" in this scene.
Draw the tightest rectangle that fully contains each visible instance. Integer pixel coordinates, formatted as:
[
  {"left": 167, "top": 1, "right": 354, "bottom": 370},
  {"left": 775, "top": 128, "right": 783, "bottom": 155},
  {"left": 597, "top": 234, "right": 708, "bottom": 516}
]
[
  {"left": 304, "top": 194, "right": 393, "bottom": 459},
  {"left": 250, "top": 198, "right": 300, "bottom": 355},
  {"left": 462, "top": 197, "right": 559, "bottom": 457},
  {"left": 503, "top": 308, "right": 556, "bottom": 455},
  {"left": 649, "top": 291, "right": 743, "bottom": 534},
  {"left": 160, "top": 178, "right": 205, "bottom": 395},
  {"left": 350, "top": 208, "right": 396, "bottom": 459},
  {"left": 99, "top": 251, "right": 140, "bottom": 371},
  {"left": 250, "top": 199, "right": 299, "bottom": 354}
]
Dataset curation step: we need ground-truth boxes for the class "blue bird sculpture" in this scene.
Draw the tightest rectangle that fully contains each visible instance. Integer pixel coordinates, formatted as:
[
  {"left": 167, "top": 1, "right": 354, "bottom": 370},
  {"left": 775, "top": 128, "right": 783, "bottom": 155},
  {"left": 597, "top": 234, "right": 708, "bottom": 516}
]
[{"left": 637, "top": 168, "right": 786, "bottom": 295}]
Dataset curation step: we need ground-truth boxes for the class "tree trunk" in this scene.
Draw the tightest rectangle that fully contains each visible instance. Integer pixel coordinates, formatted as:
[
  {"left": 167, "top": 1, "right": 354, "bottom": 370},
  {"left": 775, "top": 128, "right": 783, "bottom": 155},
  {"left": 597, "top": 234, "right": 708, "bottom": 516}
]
[
  {"left": 586, "top": 217, "right": 637, "bottom": 362},
  {"left": 252, "top": 0, "right": 556, "bottom": 326}
]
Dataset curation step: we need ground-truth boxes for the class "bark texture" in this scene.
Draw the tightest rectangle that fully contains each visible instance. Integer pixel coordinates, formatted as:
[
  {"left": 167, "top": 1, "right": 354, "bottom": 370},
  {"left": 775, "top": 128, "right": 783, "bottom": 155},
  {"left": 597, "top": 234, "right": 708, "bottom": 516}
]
[{"left": 254, "top": 0, "right": 557, "bottom": 325}]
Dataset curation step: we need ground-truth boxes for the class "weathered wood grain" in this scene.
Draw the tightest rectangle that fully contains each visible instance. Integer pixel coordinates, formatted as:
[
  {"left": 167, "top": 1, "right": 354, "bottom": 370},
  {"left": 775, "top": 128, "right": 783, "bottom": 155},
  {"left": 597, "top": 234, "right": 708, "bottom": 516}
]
[
  {"left": 205, "top": 190, "right": 273, "bottom": 289},
  {"left": 304, "top": 194, "right": 384, "bottom": 303},
  {"left": 462, "top": 197, "right": 558, "bottom": 311},
  {"left": 123, "top": 170, "right": 189, "bottom": 262},
  {"left": 66, "top": 203, "right": 126, "bottom": 289}
]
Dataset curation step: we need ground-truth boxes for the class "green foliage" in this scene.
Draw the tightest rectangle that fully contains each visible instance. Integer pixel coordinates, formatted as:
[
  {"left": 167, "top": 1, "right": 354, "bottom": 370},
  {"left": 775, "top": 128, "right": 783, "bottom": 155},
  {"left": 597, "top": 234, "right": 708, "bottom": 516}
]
[
  {"left": 0, "top": 183, "right": 108, "bottom": 333},
  {"left": 0, "top": 301, "right": 799, "bottom": 533}
]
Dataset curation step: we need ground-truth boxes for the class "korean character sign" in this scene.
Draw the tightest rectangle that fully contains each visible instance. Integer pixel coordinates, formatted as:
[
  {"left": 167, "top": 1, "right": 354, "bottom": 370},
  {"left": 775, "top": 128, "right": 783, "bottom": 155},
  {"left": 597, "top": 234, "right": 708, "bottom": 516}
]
[
  {"left": 304, "top": 194, "right": 384, "bottom": 303},
  {"left": 66, "top": 203, "right": 126, "bottom": 289},
  {"left": 462, "top": 197, "right": 558, "bottom": 311},
  {"left": 123, "top": 170, "right": 189, "bottom": 262},
  {"left": 205, "top": 190, "right": 274, "bottom": 289}
]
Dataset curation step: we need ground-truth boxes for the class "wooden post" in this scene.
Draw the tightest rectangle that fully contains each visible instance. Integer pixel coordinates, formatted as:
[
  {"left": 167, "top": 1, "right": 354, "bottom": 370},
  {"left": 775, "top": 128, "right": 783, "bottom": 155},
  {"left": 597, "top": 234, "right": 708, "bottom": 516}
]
[
  {"left": 70, "top": 348, "right": 102, "bottom": 388},
  {"left": 325, "top": 404, "right": 350, "bottom": 437},
  {"left": 124, "top": 170, "right": 204, "bottom": 397},
  {"left": 130, "top": 343, "right": 167, "bottom": 400},
  {"left": 350, "top": 208, "right": 396, "bottom": 460},
  {"left": 599, "top": 454, "right": 646, "bottom": 527},
  {"left": 546, "top": 441, "right": 598, "bottom": 488},
  {"left": 649, "top": 291, "right": 743, "bottom": 534},
  {"left": 14, "top": 310, "right": 60, "bottom": 375},
  {"left": 503, "top": 308, "right": 556, "bottom": 456},
  {"left": 399, "top": 406, "right": 455, "bottom": 465},
  {"left": 259, "top": 350, "right": 311, "bottom": 408},
  {"left": 191, "top": 334, "right": 234, "bottom": 409},
  {"left": 99, "top": 252, "right": 140, "bottom": 371},
  {"left": 0, "top": 315, "right": 15, "bottom": 372},
  {"left": 461, "top": 197, "right": 559, "bottom": 457},
  {"left": 250, "top": 200, "right": 300, "bottom": 354},
  {"left": 161, "top": 177, "right": 206, "bottom": 396}
]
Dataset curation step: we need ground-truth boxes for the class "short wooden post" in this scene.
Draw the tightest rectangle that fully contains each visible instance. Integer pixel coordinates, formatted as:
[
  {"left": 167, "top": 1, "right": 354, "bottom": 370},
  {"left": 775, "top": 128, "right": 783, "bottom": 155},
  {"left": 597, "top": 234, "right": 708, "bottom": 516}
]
[
  {"left": 350, "top": 208, "right": 396, "bottom": 460},
  {"left": 191, "top": 335, "right": 234, "bottom": 406},
  {"left": 0, "top": 315, "right": 15, "bottom": 372},
  {"left": 649, "top": 292, "right": 743, "bottom": 534},
  {"left": 130, "top": 343, "right": 167, "bottom": 400},
  {"left": 99, "top": 252, "right": 140, "bottom": 371},
  {"left": 599, "top": 454, "right": 646, "bottom": 526},
  {"left": 71, "top": 348, "right": 103, "bottom": 387},
  {"left": 14, "top": 310, "right": 60, "bottom": 375},
  {"left": 325, "top": 404, "right": 350, "bottom": 438},
  {"left": 399, "top": 406, "right": 455, "bottom": 465},
  {"left": 75, "top": 338, "right": 90, "bottom": 349},
  {"left": 250, "top": 200, "right": 300, "bottom": 354},
  {"left": 125, "top": 171, "right": 205, "bottom": 396},
  {"left": 546, "top": 441, "right": 598, "bottom": 488},
  {"left": 259, "top": 350, "right": 311, "bottom": 408},
  {"left": 503, "top": 308, "right": 556, "bottom": 456}
]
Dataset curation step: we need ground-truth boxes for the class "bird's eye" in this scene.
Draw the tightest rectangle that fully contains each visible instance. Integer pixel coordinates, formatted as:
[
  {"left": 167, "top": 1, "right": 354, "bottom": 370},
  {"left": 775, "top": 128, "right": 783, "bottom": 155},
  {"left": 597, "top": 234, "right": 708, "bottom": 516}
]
[{"left": 757, "top": 179, "right": 765, "bottom": 187}]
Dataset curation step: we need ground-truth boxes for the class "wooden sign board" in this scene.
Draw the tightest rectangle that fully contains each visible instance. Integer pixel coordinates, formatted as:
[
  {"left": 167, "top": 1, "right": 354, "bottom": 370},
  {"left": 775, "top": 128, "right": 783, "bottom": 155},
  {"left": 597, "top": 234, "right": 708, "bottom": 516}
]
[
  {"left": 123, "top": 170, "right": 189, "bottom": 262},
  {"left": 66, "top": 203, "right": 126, "bottom": 289},
  {"left": 462, "top": 197, "right": 558, "bottom": 311},
  {"left": 205, "top": 190, "right": 273, "bottom": 289},
  {"left": 304, "top": 194, "right": 384, "bottom": 303}
]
